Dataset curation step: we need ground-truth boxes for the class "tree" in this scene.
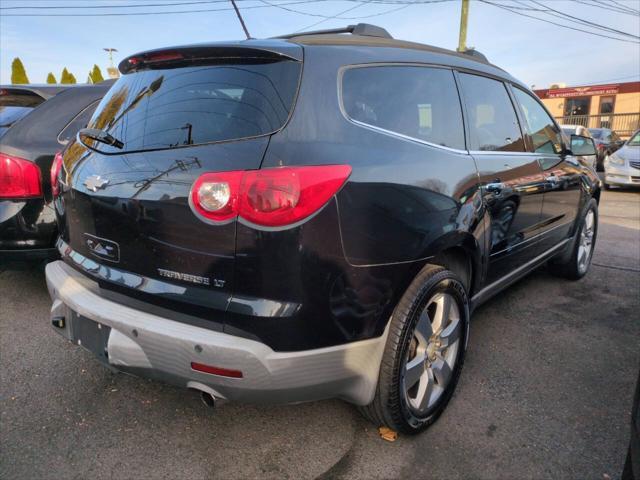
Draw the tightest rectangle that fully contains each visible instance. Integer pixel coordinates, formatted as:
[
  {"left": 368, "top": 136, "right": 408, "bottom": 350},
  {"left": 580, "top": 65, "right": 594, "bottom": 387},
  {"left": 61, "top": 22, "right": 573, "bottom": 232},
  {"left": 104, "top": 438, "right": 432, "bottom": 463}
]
[
  {"left": 60, "top": 68, "right": 70, "bottom": 84},
  {"left": 60, "top": 68, "right": 77, "bottom": 84},
  {"left": 89, "top": 64, "right": 105, "bottom": 84},
  {"left": 86, "top": 73, "right": 93, "bottom": 84},
  {"left": 46, "top": 72, "right": 56, "bottom": 84},
  {"left": 11, "top": 58, "right": 29, "bottom": 84}
]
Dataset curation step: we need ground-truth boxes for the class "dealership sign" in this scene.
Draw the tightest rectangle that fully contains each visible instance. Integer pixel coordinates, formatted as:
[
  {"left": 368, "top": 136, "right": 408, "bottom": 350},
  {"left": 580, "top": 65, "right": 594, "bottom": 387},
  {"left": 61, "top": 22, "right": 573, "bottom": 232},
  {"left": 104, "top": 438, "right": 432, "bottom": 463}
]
[{"left": 547, "top": 85, "right": 619, "bottom": 98}]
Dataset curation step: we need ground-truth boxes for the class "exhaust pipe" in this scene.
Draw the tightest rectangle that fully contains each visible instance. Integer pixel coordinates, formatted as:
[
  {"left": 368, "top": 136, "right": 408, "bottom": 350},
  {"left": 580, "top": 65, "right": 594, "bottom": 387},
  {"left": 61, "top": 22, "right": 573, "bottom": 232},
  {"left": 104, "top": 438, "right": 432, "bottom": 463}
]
[{"left": 200, "top": 391, "right": 216, "bottom": 408}]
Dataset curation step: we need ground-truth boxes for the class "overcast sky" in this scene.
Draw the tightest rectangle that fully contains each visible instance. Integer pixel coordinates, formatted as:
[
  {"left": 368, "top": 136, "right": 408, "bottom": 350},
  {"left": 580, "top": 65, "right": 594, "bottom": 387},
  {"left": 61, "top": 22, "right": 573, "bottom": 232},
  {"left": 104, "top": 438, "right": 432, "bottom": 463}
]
[{"left": 1, "top": 0, "right": 639, "bottom": 88}]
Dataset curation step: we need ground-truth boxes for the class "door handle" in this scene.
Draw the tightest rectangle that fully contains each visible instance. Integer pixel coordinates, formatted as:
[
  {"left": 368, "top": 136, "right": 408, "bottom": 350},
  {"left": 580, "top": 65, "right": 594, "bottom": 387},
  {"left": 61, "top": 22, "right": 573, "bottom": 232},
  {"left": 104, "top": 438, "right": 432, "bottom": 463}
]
[{"left": 485, "top": 182, "right": 505, "bottom": 194}]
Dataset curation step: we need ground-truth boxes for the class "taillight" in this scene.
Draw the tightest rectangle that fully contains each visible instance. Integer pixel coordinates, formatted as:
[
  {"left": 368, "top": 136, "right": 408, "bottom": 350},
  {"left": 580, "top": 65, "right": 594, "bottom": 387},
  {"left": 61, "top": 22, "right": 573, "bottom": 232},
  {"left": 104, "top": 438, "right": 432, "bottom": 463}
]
[
  {"left": 190, "top": 171, "right": 243, "bottom": 223},
  {"left": 51, "top": 151, "right": 64, "bottom": 197},
  {"left": 190, "top": 165, "right": 352, "bottom": 227},
  {"left": 0, "top": 154, "right": 42, "bottom": 199}
]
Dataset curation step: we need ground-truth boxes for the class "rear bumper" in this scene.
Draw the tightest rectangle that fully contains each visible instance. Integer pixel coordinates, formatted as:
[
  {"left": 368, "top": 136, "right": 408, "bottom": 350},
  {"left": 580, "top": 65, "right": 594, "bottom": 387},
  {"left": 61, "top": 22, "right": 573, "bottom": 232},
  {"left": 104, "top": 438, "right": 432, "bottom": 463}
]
[
  {"left": 0, "top": 199, "right": 57, "bottom": 256},
  {"left": 45, "top": 260, "right": 387, "bottom": 405},
  {"left": 0, "top": 247, "right": 58, "bottom": 262}
]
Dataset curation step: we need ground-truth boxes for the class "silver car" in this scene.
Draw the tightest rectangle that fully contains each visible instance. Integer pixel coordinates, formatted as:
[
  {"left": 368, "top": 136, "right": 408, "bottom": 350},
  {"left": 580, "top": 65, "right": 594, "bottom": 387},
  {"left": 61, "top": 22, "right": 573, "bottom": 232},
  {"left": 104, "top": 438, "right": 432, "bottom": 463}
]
[
  {"left": 561, "top": 125, "right": 598, "bottom": 170},
  {"left": 604, "top": 129, "right": 640, "bottom": 189}
]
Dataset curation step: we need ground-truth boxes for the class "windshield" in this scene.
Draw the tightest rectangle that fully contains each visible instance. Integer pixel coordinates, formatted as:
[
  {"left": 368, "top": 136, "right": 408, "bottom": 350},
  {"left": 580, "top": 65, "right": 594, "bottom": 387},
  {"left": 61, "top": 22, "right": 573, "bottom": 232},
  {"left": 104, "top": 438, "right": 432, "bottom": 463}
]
[
  {"left": 627, "top": 131, "right": 640, "bottom": 146},
  {"left": 84, "top": 59, "right": 301, "bottom": 153},
  {"left": 589, "top": 129, "right": 604, "bottom": 139}
]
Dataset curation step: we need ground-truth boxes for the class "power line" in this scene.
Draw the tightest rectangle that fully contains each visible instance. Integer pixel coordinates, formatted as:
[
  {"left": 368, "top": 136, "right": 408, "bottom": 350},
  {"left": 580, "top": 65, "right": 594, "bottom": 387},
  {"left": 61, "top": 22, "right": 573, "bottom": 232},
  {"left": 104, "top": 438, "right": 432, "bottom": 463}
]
[
  {"left": 479, "top": 0, "right": 640, "bottom": 44},
  {"left": 569, "top": 0, "right": 640, "bottom": 16},
  {"left": 295, "top": 1, "right": 367, "bottom": 31},
  {"left": 527, "top": 0, "right": 640, "bottom": 39},
  {"left": 0, "top": 0, "right": 227, "bottom": 9},
  {"left": 0, "top": 0, "right": 328, "bottom": 16},
  {"left": 605, "top": 0, "right": 640, "bottom": 14},
  {"left": 261, "top": 0, "right": 415, "bottom": 20}
]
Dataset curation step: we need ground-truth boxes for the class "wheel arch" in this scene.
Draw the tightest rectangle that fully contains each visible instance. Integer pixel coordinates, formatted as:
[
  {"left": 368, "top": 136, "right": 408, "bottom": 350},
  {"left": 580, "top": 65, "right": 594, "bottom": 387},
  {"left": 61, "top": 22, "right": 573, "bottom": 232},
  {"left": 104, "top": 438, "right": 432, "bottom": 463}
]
[{"left": 402, "top": 231, "right": 482, "bottom": 299}]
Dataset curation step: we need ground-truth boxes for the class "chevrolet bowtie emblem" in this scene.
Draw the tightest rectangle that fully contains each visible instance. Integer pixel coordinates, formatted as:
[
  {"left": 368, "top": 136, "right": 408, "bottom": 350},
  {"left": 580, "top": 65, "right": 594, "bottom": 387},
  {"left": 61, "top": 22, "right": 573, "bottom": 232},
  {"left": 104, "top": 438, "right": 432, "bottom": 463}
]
[{"left": 84, "top": 175, "right": 109, "bottom": 192}]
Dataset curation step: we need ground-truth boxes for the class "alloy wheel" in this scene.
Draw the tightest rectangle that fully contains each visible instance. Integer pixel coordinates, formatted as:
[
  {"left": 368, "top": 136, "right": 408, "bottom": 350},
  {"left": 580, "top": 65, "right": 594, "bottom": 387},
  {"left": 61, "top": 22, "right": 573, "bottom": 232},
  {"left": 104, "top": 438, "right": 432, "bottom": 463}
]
[
  {"left": 578, "top": 209, "right": 595, "bottom": 274},
  {"left": 402, "top": 292, "right": 461, "bottom": 415}
]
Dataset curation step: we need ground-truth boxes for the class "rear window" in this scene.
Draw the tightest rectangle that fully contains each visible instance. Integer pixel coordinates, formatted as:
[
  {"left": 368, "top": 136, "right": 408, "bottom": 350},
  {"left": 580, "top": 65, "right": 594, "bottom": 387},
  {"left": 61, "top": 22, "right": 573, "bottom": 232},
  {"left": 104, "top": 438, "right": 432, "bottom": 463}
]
[
  {"left": 0, "top": 91, "right": 45, "bottom": 133},
  {"left": 85, "top": 60, "right": 301, "bottom": 153},
  {"left": 589, "top": 129, "right": 602, "bottom": 139}
]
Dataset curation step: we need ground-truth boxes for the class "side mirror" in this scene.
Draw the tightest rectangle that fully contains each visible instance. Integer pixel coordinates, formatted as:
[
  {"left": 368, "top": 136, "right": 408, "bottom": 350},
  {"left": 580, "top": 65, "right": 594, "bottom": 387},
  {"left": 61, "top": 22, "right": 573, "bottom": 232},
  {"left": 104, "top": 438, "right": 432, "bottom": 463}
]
[{"left": 570, "top": 134, "right": 596, "bottom": 156}]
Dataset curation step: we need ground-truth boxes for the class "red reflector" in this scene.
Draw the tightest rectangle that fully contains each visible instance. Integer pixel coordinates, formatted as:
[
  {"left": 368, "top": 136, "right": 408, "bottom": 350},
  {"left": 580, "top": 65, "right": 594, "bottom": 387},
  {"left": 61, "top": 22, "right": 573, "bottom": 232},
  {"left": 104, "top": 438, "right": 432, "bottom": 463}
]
[
  {"left": 190, "top": 362, "right": 243, "bottom": 378},
  {"left": 51, "top": 151, "right": 63, "bottom": 197},
  {"left": 190, "top": 165, "right": 352, "bottom": 227},
  {"left": 0, "top": 154, "right": 42, "bottom": 199}
]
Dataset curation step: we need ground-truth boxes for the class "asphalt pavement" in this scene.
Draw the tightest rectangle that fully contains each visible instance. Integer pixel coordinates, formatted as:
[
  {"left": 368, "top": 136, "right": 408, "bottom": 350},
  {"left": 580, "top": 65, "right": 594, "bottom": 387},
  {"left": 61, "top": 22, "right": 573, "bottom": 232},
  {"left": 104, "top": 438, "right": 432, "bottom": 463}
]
[{"left": 1, "top": 188, "right": 639, "bottom": 480}]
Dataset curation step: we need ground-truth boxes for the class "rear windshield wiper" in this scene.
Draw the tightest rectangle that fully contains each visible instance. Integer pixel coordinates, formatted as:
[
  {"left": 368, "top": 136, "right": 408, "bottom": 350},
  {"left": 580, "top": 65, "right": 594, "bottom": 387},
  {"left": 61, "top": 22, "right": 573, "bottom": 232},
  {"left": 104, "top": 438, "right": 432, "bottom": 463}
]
[{"left": 79, "top": 128, "right": 124, "bottom": 149}]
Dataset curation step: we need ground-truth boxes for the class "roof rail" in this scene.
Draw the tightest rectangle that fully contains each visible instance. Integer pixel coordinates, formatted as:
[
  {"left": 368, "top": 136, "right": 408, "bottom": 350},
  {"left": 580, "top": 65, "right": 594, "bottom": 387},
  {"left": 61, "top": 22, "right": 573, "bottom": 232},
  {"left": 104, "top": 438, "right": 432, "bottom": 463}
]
[{"left": 276, "top": 23, "right": 393, "bottom": 40}]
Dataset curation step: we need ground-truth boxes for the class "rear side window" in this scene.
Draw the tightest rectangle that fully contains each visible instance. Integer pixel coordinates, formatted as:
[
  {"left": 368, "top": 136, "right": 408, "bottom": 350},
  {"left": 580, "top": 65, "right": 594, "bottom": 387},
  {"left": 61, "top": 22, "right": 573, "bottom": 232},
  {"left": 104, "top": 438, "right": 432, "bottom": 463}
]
[
  {"left": 58, "top": 100, "right": 100, "bottom": 145},
  {"left": 512, "top": 88, "right": 563, "bottom": 154},
  {"left": 341, "top": 66, "right": 465, "bottom": 150},
  {"left": 86, "top": 60, "right": 301, "bottom": 153},
  {"left": 458, "top": 73, "right": 525, "bottom": 152}
]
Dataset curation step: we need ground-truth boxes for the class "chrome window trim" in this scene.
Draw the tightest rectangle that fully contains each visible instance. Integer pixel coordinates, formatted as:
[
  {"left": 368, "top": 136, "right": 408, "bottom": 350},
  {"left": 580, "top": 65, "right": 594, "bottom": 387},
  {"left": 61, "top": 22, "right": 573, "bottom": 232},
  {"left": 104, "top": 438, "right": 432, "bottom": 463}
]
[
  {"left": 337, "top": 63, "right": 469, "bottom": 154},
  {"left": 469, "top": 150, "right": 542, "bottom": 157}
]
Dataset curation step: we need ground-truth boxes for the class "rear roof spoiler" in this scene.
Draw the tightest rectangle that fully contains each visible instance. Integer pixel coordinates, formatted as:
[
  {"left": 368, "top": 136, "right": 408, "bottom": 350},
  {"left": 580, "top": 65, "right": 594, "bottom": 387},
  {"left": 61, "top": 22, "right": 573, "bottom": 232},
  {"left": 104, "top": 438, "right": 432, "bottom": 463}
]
[
  {"left": 276, "top": 23, "right": 392, "bottom": 40},
  {"left": 119, "top": 41, "right": 303, "bottom": 74}
]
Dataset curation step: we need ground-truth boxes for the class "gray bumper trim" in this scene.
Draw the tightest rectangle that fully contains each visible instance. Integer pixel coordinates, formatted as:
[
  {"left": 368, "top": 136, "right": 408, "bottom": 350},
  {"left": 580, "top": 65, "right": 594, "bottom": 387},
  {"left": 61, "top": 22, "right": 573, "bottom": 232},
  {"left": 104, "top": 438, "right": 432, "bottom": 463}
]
[{"left": 45, "top": 260, "right": 388, "bottom": 405}]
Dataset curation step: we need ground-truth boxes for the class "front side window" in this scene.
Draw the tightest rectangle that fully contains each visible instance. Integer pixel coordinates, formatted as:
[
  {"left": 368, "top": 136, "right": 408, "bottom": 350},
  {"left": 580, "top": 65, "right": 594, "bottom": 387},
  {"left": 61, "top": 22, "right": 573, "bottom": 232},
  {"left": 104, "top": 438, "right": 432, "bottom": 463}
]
[
  {"left": 513, "top": 88, "right": 563, "bottom": 154},
  {"left": 341, "top": 66, "right": 465, "bottom": 150},
  {"left": 458, "top": 73, "right": 525, "bottom": 152}
]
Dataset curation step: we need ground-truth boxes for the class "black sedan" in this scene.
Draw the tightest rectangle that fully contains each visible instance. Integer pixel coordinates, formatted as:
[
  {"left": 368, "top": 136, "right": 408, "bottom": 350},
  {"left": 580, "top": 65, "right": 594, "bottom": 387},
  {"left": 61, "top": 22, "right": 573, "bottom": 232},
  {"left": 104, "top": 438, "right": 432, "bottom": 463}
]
[
  {"left": 0, "top": 85, "right": 68, "bottom": 137},
  {"left": 589, "top": 128, "right": 625, "bottom": 171},
  {"left": 0, "top": 81, "right": 113, "bottom": 262}
]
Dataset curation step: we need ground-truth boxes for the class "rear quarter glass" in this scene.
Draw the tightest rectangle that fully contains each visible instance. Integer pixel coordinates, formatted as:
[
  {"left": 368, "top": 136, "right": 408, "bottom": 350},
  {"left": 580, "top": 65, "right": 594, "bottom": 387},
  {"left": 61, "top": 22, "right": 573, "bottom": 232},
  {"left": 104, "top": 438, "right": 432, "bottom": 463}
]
[{"left": 83, "top": 59, "right": 301, "bottom": 154}]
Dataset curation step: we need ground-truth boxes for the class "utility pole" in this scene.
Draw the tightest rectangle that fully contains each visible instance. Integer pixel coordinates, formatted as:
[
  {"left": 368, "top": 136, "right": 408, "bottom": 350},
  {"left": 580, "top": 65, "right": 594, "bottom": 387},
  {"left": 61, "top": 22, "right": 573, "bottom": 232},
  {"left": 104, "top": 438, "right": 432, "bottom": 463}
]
[{"left": 457, "top": 0, "right": 470, "bottom": 52}]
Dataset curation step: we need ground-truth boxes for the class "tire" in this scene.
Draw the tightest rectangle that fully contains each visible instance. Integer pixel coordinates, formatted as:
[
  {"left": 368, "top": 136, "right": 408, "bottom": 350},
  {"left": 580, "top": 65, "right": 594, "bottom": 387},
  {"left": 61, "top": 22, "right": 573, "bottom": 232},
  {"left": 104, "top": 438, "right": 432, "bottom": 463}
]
[
  {"left": 549, "top": 198, "right": 598, "bottom": 280},
  {"left": 359, "top": 264, "right": 469, "bottom": 434}
]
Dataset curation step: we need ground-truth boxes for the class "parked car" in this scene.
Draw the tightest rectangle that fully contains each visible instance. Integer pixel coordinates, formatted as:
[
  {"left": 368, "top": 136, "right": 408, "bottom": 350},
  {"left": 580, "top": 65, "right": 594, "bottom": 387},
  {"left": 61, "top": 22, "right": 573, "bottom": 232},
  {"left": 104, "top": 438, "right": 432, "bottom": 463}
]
[
  {"left": 623, "top": 370, "right": 639, "bottom": 480},
  {"left": 0, "top": 80, "right": 114, "bottom": 261},
  {"left": 561, "top": 125, "right": 598, "bottom": 170},
  {"left": 588, "top": 128, "right": 625, "bottom": 171},
  {"left": 46, "top": 24, "right": 600, "bottom": 434},
  {"left": 604, "top": 129, "right": 640, "bottom": 189},
  {"left": 0, "top": 85, "right": 68, "bottom": 137}
]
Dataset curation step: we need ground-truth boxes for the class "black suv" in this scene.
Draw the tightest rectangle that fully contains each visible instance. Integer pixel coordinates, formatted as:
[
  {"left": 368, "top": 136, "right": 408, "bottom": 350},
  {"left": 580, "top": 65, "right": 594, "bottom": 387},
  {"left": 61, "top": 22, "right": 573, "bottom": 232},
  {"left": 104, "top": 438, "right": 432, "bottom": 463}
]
[{"left": 46, "top": 24, "right": 600, "bottom": 434}]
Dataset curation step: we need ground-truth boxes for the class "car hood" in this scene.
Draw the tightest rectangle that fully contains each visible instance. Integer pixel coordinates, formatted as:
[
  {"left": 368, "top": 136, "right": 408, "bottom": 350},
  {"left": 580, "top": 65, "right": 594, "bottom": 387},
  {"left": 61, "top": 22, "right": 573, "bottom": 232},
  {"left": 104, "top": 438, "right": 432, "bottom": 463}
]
[{"left": 615, "top": 145, "right": 640, "bottom": 162}]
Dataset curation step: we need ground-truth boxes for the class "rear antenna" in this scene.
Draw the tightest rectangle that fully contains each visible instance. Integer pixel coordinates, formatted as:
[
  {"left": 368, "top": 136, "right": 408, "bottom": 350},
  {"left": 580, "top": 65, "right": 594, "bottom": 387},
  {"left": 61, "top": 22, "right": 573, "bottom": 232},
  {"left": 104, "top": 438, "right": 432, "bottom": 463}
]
[{"left": 230, "top": 0, "right": 252, "bottom": 39}]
